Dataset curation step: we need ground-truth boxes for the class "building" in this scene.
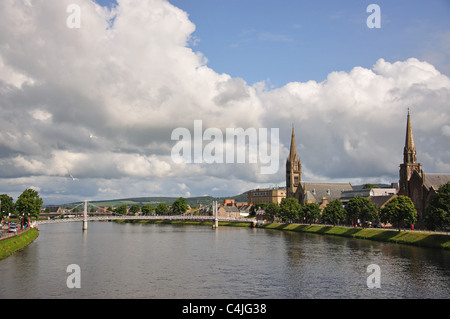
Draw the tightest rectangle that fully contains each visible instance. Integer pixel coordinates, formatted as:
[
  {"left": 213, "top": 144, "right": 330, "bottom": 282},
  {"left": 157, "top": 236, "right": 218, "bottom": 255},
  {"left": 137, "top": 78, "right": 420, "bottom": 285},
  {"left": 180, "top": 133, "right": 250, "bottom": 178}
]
[
  {"left": 286, "top": 127, "right": 353, "bottom": 207},
  {"left": 217, "top": 205, "right": 240, "bottom": 218},
  {"left": 398, "top": 109, "right": 450, "bottom": 219},
  {"left": 340, "top": 188, "right": 398, "bottom": 204},
  {"left": 247, "top": 187, "right": 286, "bottom": 205}
]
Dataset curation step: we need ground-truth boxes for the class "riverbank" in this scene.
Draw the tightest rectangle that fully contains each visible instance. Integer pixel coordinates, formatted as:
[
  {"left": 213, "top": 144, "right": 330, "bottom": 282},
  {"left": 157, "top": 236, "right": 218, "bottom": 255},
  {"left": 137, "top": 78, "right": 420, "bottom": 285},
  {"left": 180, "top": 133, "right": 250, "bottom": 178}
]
[
  {"left": 0, "top": 228, "right": 39, "bottom": 260},
  {"left": 258, "top": 223, "right": 450, "bottom": 250},
  {"left": 114, "top": 219, "right": 253, "bottom": 227},
  {"left": 115, "top": 219, "right": 450, "bottom": 250}
]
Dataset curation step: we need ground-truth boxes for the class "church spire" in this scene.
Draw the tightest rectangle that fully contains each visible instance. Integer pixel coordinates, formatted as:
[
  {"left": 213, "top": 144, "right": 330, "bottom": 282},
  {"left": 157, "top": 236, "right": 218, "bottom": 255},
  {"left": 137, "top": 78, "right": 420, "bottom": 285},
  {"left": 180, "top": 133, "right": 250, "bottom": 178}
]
[
  {"left": 288, "top": 126, "right": 298, "bottom": 162},
  {"left": 286, "top": 126, "right": 301, "bottom": 198},
  {"left": 404, "top": 108, "right": 417, "bottom": 164},
  {"left": 399, "top": 108, "right": 422, "bottom": 196}
]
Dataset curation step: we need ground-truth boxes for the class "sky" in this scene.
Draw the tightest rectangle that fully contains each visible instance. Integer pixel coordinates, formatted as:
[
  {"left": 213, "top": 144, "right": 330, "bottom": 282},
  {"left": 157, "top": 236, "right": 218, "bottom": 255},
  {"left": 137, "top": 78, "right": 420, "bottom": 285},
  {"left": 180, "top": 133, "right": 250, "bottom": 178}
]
[{"left": 0, "top": 0, "right": 449, "bottom": 205}]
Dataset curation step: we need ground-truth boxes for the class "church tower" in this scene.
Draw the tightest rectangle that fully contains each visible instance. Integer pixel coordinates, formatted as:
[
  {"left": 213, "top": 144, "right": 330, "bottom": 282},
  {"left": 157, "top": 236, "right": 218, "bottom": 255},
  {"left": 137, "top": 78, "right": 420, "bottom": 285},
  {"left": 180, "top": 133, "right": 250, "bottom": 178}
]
[
  {"left": 399, "top": 109, "right": 423, "bottom": 196},
  {"left": 286, "top": 127, "right": 302, "bottom": 198}
]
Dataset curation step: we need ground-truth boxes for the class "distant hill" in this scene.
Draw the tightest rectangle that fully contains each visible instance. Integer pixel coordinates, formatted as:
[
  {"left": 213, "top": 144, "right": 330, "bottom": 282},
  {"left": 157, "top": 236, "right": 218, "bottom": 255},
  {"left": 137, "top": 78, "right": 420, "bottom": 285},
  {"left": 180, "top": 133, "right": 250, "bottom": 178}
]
[{"left": 60, "top": 192, "right": 249, "bottom": 209}]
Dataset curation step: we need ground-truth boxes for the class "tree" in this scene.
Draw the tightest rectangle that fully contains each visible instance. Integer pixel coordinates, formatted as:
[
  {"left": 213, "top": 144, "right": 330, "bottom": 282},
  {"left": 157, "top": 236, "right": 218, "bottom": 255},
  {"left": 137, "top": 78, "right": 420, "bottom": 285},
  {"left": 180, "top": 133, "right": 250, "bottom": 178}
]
[
  {"left": 380, "top": 195, "right": 417, "bottom": 231},
  {"left": 322, "top": 199, "right": 346, "bottom": 226},
  {"left": 155, "top": 203, "right": 168, "bottom": 215},
  {"left": 363, "top": 184, "right": 379, "bottom": 189},
  {"left": 345, "top": 196, "right": 378, "bottom": 227},
  {"left": 172, "top": 197, "right": 188, "bottom": 215},
  {"left": 129, "top": 204, "right": 141, "bottom": 215},
  {"left": 424, "top": 182, "right": 450, "bottom": 231},
  {"left": 0, "top": 194, "right": 15, "bottom": 219},
  {"left": 264, "top": 203, "right": 280, "bottom": 222},
  {"left": 279, "top": 198, "right": 301, "bottom": 222},
  {"left": 141, "top": 204, "right": 155, "bottom": 215},
  {"left": 15, "top": 188, "right": 43, "bottom": 218},
  {"left": 300, "top": 203, "right": 321, "bottom": 224},
  {"left": 115, "top": 205, "right": 127, "bottom": 215}
]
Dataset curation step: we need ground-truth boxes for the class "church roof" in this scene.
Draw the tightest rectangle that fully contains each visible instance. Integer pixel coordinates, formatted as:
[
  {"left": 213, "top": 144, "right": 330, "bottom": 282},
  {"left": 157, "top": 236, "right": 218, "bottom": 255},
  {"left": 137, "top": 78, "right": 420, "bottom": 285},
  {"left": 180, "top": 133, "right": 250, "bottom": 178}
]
[
  {"left": 301, "top": 182, "right": 353, "bottom": 203},
  {"left": 424, "top": 173, "right": 450, "bottom": 190}
]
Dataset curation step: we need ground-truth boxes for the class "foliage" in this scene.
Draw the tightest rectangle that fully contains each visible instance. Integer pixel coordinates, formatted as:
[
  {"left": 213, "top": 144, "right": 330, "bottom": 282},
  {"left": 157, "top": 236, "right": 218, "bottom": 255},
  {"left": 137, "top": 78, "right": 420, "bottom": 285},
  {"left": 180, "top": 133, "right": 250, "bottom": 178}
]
[
  {"left": 15, "top": 189, "right": 43, "bottom": 218},
  {"left": 321, "top": 199, "right": 346, "bottom": 226},
  {"left": 300, "top": 203, "right": 321, "bottom": 224},
  {"left": 363, "top": 184, "right": 379, "bottom": 189},
  {"left": 424, "top": 182, "right": 450, "bottom": 231},
  {"left": 279, "top": 198, "right": 301, "bottom": 222},
  {"left": 380, "top": 195, "right": 417, "bottom": 231},
  {"left": 155, "top": 202, "right": 169, "bottom": 215},
  {"left": 115, "top": 205, "right": 127, "bottom": 215},
  {"left": 345, "top": 196, "right": 378, "bottom": 226},
  {"left": 0, "top": 194, "right": 15, "bottom": 219},
  {"left": 264, "top": 203, "right": 280, "bottom": 221},
  {"left": 129, "top": 204, "right": 141, "bottom": 215},
  {"left": 141, "top": 204, "right": 155, "bottom": 215},
  {"left": 172, "top": 197, "right": 188, "bottom": 215}
]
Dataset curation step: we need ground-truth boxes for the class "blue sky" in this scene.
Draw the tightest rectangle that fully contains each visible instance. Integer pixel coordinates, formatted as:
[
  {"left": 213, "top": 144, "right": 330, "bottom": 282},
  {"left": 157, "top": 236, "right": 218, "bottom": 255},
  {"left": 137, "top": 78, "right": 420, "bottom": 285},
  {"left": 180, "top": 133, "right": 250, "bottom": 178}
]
[
  {"left": 93, "top": 0, "right": 450, "bottom": 87},
  {"left": 1, "top": 0, "right": 449, "bottom": 204}
]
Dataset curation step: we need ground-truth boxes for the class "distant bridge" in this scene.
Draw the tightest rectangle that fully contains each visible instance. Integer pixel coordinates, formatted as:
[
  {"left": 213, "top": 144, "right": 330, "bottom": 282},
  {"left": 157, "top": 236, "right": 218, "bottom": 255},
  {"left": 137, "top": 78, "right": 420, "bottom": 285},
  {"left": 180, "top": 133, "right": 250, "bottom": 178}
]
[
  {"left": 36, "top": 215, "right": 254, "bottom": 225},
  {"left": 36, "top": 200, "right": 255, "bottom": 230}
]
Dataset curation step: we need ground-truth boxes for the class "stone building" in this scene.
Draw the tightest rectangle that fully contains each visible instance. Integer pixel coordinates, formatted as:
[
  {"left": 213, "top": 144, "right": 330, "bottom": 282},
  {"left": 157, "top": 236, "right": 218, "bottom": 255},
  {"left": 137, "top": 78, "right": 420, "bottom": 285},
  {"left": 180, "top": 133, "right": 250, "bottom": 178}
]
[
  {"left": 398, "top": 109, "right": 450, "bottom": 219},
  {"left": 286, "top": 127, "right": 353, "bottom": 206},
  {"left": 247, "top": 187, "right": 286, "bottom": 205}
]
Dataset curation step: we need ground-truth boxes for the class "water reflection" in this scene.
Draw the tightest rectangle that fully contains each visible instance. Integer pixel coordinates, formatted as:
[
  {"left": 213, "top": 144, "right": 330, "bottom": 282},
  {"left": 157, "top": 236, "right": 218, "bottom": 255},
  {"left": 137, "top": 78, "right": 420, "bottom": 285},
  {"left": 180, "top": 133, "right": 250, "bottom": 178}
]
[{"left": 0, "top": 222, "right": 449, "bottom": 299}]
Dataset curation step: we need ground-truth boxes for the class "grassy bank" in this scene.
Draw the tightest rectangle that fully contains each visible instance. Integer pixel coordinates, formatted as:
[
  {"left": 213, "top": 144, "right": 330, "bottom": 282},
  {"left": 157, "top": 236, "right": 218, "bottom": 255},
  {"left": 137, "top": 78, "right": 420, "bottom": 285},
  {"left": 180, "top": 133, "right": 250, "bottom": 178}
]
[
  {"left": 0, "top": 228, "right": 39, "bottom": 260},
  {"left": 259, "top": 223, "right": 450, "bottom": 250}
]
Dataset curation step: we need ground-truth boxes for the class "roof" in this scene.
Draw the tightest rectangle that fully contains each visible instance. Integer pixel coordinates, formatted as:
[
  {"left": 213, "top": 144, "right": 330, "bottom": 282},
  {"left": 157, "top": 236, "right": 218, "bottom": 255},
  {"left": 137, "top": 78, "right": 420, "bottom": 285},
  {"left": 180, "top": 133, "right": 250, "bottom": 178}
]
[
  {"left": 424, "top": 173, "right": 450, "bottom": 190},
  {"left": 219, "top": 206, "right": 239, "bottom": 213},
  {"left": 368, "top": 195, "right": 397, "bottom": 208},
  {"left": 301, "top": 182, "right": 353, "bottom": 204}
]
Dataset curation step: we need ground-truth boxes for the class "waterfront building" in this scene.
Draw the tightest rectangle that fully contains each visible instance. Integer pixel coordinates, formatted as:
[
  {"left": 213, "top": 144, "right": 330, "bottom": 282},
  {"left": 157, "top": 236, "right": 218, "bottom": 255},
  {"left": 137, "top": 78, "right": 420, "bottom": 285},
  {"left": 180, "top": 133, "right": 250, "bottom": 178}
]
[
  {"left": 285, "top": 128, "right": 353, "bottom": 207},
  {"left": 398, "top": 109, "right": 450, "bottom": 219},
  {"left": 247, "top": 187, "right": 286, "bottom": 205}
]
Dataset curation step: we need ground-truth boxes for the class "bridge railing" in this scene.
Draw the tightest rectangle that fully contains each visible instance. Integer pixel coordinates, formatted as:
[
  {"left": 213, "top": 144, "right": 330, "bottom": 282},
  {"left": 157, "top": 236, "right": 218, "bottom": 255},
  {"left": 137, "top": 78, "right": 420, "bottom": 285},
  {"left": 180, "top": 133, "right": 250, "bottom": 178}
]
[{"left": 36, "top": 215, "right": 255, "bottom": 225}]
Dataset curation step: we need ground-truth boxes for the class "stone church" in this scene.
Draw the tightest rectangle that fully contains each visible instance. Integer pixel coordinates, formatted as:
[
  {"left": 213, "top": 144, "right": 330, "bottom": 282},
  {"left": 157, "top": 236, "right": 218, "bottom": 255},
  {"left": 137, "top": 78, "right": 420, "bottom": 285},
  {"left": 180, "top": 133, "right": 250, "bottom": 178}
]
[
  {"left": 398, "top": 109, "right": 450, "bottom": 219},
  {"left": 285, "top": 109, "right": 450, "bottom": 217},
  {"left": 286, "top": 127, "right": 353, "bottom": 208}
]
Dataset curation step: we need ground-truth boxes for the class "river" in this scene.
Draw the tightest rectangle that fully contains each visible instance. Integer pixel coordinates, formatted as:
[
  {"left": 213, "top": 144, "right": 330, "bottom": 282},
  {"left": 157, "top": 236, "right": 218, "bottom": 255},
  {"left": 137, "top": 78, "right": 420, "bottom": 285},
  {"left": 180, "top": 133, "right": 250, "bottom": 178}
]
[{"left": 0, "top": 221, "right": 449, "bottom": 299}]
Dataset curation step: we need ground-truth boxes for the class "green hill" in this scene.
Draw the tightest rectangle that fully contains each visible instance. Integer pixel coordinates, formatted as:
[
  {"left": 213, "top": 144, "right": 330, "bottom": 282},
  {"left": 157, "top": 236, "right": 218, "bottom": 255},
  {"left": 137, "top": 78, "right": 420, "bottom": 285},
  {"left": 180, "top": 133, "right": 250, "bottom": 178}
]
[{"left": 61, "top": 192, "right": 249, "bottom": 209}]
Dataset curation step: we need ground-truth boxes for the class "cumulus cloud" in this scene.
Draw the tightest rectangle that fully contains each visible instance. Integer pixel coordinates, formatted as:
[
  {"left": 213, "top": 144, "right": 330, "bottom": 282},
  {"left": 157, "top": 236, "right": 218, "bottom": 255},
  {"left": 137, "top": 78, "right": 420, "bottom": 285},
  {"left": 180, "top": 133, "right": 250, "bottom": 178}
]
[{"left": 0, "top": 0, "right": 449, "bottom": 204}]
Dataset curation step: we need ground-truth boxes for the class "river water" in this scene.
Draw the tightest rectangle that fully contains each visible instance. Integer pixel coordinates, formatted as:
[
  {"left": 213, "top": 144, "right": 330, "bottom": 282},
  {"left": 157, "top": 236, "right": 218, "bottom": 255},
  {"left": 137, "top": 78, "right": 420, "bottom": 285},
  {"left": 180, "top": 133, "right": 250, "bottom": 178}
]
[{"left": 0, "top": 221, "right": 449, "bottom": 299}]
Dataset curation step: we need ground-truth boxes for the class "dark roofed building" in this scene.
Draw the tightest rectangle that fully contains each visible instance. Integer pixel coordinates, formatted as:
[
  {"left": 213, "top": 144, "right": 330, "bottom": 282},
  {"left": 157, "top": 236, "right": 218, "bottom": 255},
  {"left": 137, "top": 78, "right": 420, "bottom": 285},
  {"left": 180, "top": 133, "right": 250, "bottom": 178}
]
[
  {"left": 299, "top": 182, "right": 353, "bottom": 208},
  {"left": 286, "top": 127, "right": 353, "bottom": 207}
]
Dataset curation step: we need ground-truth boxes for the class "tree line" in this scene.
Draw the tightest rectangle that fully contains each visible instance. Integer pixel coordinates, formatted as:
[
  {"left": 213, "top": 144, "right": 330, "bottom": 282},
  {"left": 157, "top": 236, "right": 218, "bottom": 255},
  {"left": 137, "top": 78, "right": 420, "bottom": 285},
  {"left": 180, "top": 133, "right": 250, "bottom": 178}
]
[
  {"left": 254, "top": 182, "right": 450, "bottom": 231},
  {"left": 112, "top": 197, "right": 188, "bottom": 216},
  {"left": 1, "top": 189, "right": 43, "bottom": 225}
]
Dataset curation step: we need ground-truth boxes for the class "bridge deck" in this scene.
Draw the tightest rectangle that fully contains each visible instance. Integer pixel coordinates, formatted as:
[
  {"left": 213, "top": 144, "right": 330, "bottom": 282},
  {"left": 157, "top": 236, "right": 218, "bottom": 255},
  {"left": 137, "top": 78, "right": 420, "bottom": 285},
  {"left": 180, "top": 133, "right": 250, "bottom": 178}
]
[{"left": 36, "top": 215, "right": 255, "bottom": 225}]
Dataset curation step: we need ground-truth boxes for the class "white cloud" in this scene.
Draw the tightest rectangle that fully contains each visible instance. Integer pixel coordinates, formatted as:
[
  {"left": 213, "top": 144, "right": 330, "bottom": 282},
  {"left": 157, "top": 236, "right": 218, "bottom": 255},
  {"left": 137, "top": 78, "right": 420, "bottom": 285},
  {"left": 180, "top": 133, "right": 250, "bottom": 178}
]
[{"left": 0, "top": 0, "right": 449, "bottom": 204}]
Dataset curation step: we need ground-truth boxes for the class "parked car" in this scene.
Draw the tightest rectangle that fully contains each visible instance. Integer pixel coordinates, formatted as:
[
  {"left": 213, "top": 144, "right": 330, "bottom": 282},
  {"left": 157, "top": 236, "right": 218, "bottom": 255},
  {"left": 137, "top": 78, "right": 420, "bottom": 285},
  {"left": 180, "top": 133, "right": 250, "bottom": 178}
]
[{"left": 9, "top": 226, "right": 17, "bottom": 233}]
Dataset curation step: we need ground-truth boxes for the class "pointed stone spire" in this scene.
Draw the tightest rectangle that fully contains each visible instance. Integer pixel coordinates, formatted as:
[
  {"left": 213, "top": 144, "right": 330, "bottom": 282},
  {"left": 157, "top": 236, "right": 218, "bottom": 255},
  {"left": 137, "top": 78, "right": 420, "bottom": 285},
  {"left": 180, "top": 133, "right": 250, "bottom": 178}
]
[
  {"left": 288, "top": 126, "right": 298, "bottom": 162},
  {"left": 286, "top": 126, "right": 302, "bottom": 198},
  {"left": 404, "top": 108, "right": 417, "bottom": 164}
]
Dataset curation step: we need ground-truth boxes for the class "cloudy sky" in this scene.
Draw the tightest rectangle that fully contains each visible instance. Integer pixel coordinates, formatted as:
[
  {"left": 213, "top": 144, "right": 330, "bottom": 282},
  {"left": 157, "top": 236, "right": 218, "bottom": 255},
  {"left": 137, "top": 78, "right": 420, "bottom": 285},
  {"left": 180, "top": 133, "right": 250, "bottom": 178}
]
[{"left": 0, "top": 0, "right": 449, "bottom": 205}]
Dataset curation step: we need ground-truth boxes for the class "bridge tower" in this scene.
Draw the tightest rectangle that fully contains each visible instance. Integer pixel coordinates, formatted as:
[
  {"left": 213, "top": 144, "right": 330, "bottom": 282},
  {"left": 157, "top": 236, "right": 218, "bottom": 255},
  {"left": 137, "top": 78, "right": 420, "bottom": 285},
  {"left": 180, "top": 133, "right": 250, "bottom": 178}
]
[
  {"left": 212, "top": 201, "right": 218, "bottom": 229},
  {"left": 82, "top": 200, "right": 88, "bottom": 231}
]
